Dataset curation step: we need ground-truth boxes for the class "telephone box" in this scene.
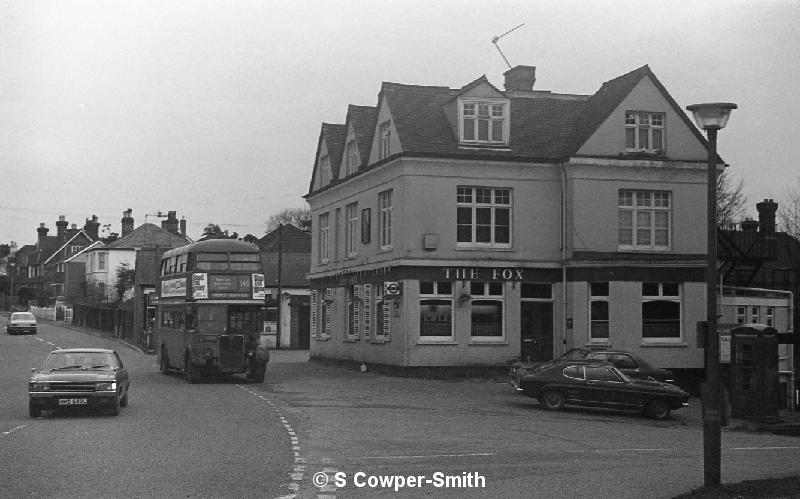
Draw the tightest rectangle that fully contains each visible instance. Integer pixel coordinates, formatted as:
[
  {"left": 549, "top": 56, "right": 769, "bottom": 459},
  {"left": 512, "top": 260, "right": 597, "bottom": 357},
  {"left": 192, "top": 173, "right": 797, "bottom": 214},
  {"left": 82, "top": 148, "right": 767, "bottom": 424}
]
[{"left": 729, "top": 324, "right": 779, "bottom": 420}]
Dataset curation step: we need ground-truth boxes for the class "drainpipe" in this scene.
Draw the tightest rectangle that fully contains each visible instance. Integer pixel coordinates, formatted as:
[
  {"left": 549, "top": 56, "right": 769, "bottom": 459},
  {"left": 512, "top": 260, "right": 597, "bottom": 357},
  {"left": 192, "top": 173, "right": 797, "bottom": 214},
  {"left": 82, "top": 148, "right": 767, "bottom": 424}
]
[{"left": 560, "top": 162, "right": 569, "bottom": 354}]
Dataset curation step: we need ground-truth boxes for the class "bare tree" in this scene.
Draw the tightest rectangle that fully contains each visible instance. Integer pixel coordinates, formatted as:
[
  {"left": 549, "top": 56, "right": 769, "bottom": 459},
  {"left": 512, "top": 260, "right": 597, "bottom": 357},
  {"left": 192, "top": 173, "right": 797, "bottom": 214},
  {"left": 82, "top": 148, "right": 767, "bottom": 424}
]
[
  {"left": 266, "top": 206, "right": 311, "bottom": 233},
  {"left": 779, "top": 178, "right": 800, "bottom": 239},
  {"left": 717, "top": 169, "right": 747, "bottom": 228}
]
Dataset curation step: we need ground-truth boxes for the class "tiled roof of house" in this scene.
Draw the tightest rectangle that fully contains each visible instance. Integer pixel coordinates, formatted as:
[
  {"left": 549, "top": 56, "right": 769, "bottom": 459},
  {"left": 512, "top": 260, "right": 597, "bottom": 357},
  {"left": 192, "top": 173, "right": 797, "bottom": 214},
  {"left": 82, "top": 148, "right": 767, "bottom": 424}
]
[
  {"left": 258, "top": 224, "right": 311, "bottom": 253},
  {"left": 102, "top": 223, "right": 191, "bottom": 250},
  {"left": 309, "top": 64, "right": 702, "bottom": 195}
]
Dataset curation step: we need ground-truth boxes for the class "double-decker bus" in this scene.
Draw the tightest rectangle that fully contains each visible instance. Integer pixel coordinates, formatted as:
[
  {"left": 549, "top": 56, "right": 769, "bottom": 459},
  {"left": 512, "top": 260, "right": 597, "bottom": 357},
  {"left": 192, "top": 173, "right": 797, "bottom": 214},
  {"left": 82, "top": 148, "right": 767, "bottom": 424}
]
[{"left": 154, "top": 239, "right": 269, "bottom": 383}]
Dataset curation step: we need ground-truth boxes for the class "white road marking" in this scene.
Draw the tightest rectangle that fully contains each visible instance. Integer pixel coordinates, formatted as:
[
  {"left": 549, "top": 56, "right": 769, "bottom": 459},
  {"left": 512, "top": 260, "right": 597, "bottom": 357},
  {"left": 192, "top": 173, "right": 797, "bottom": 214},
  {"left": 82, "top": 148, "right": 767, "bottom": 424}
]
[
  {"left": 2, "top": 425, "right": 28, "bottom": 436},
  {"left": 731, "top": 445, "right": 800, "bottom": 450},
  {"left": 356, "top": 452, "right": 496, "bottom": 459}
]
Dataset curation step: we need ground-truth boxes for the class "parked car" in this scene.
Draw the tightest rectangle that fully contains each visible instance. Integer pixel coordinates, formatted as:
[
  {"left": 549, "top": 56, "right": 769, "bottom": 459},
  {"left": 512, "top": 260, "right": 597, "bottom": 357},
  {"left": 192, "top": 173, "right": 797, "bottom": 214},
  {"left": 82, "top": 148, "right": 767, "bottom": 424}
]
[
  {"left": 6, "top": 312, "right": 37, "bottom": 335},
  {"left": 28, "top": 348, "right": 130, "bottom": 417},
  {"left": 511, "top": 347, "right": 675, "bottom": 384},
  {"left": 512, "top": 360, "right": 689, "bottom": 419}
]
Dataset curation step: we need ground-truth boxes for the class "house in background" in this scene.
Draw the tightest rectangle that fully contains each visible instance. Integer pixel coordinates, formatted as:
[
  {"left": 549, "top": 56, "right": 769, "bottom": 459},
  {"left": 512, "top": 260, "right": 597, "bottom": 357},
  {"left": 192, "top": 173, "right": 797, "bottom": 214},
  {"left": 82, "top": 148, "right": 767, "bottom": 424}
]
[
  {"left": 82, "top": 209, "right": 192, "bottom": 346},
  {"left": 258, "top": 223, "right": 311, "bottom": 349},
  {"left": 11, "top": 216, "right": 101, "bottom": 305},
  {"left": 305, "top": 63, "right": 721, "bottom": 380}
]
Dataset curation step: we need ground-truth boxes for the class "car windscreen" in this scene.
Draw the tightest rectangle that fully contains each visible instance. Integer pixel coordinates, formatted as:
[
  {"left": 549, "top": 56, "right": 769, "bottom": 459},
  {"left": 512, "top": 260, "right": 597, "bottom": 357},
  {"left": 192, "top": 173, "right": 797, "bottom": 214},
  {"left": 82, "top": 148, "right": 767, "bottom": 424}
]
[
  {"left": 11, "top": 313, "right": 35, "bottom": 320},
  {"left": 43, "top": 352, "right": 116, "bottom": 370}
]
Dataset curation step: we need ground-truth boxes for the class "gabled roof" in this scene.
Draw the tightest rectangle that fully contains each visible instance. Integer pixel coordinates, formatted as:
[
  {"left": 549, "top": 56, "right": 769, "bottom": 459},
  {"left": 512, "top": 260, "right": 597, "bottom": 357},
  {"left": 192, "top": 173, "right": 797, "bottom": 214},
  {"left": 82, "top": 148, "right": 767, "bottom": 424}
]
[
  {"left": 568, "top": 65, "right": 708, "bottom": 155},
  {"left": 258, "top": 224, "right": 311, "bottom": 253},
  {"left": 346, "top": 105, "right": 377, "bottom": 172},
  {"left": 64, "top": 240, "right": 103, "bottom": 263},
  {"left": 96, "top": 223, "right": 191, "bottom": 250},
  {"left": 44, "top": 230, "right": 95, "bottom": 265},
  {"left": 308, "top": 123, "right": 347, "bottom": 192}
]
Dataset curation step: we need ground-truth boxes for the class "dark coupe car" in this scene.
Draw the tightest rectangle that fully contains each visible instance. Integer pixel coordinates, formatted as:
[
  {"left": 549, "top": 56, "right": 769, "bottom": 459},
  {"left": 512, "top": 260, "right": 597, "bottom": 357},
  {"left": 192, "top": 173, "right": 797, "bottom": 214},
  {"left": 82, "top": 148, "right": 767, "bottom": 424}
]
[
  {"left": 512, "top": 360, "right": 689, "bottom": 419},
  {"left": 28, "top": 348, "right": 130, "bottom": 417}
]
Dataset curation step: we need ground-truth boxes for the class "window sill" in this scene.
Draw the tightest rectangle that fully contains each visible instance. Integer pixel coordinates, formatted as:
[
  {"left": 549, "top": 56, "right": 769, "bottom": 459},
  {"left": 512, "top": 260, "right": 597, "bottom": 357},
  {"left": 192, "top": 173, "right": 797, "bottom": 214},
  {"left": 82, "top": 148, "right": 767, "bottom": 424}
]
[
  {"left": 641, "top": 341, "right": 687, "bottom": 348},
  {"left": 417, "top": 339, "right": 457, "bottom": 345},
  {"left": 469, "top": 340, "right": 508, "bottom": 346},
  {"left": 370, "top": 336, "right": 390, "bottom": 344},
  {"left": 314, "top": 336, "right": 331, "bottom": 341},
  {"left": 586, "top": 340, "right": 611, "bottom": 347},
  {"left": 454, "top": 246, "right": 514, "bottom": 252},
  {"left": 458, "top": 144, "right": 511, "bottom": 151}
]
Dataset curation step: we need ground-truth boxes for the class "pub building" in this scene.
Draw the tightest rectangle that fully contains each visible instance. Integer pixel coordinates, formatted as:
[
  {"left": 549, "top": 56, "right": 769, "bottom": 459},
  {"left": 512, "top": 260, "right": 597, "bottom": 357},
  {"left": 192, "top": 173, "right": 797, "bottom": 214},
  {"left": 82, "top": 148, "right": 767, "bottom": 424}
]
[{"left": 304, "top": 64, "right": 725, "bottom": 379}]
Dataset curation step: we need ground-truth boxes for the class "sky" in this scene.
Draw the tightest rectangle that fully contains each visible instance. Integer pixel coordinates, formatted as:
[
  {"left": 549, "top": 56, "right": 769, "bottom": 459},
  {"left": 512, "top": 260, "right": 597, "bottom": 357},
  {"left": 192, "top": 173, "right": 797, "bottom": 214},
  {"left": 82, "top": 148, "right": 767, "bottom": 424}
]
[{"left": 1, "top": 0, "right": 798, "bottom": 246}]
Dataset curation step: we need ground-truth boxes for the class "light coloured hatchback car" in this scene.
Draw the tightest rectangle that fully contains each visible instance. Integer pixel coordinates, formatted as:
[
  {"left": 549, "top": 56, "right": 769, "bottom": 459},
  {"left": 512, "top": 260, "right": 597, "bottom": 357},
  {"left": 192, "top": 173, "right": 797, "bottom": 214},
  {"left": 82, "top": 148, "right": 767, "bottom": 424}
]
[{"left": 6, "top": 312, "right": 37, "bottom": 335}]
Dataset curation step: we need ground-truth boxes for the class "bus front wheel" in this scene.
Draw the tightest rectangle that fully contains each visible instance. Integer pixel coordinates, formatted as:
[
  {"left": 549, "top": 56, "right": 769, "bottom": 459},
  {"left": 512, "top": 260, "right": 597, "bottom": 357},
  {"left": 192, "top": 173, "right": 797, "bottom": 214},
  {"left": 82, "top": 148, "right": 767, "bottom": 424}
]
[
  {"left": 184, "top": 355, "right": 201, "bottom": 384},
  {"left": 248, "top": 362, "right": 267, "bottom": 383},
  {"left": 159, "top": 347, "right": 171, "bottom": 374}
]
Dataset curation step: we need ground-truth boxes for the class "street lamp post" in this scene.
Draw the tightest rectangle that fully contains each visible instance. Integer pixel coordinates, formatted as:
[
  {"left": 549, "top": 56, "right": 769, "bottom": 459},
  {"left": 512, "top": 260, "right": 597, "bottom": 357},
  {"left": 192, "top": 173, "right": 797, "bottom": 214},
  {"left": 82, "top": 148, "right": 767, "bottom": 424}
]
[{"left": 686, "top": 102, "right": 737, "bottom": 487}]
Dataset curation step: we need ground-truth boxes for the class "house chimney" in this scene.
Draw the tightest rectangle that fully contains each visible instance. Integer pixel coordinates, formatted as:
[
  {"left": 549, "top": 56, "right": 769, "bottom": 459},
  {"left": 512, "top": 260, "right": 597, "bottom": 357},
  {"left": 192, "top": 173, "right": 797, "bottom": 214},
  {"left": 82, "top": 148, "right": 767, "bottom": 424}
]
[
  {"left": 180, "top": 217, "right": 187, "bottom": 237},
  {"left": 37, "top": 223, "right": 49, "bottom": 245},
  {"left": 161, "top": 210, "right": 180, "bottom": 234},
  {"left": 56, "top": 215, "right": 68, "bottom": 240},
  {"left": 503, "top": 65, "right": 536, "bottom": 92},
  {"left": 756, "top": 199, "right": 778, "bottom": 236},
  {"left": 740, "top": 218, "right": 759, "bottom": 232},
  {"left": 84, "top": 215, "right": 100, "bottom": 240},
  {"left": 121, "top": 209, "right": 134, "bottom": 237}
]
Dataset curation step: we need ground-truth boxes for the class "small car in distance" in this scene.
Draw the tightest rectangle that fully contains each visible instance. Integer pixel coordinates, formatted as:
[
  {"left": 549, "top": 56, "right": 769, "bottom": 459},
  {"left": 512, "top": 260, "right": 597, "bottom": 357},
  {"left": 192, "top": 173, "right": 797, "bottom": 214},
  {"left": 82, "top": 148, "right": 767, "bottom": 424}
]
[
  {"left": 512, "top": 360, "right": 689, "bottom": 419},
  {"left": 28, "top": 348, "right": 130, "bottom": 417},
  {"left": 6, "top": 312, "right": 37, "bottom": 335}
]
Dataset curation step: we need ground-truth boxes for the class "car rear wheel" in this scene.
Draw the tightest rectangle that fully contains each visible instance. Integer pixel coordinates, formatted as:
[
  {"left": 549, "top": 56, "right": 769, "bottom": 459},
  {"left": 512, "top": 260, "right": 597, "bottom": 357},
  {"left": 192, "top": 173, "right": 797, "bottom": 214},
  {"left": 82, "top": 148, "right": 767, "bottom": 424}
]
[
  {"left": 541, "top": 390, "right": 565, "bottom": 411},
  {"left": 29, "top": 401, "right": 41, "bottom": 418},
  {"left": 646, "top": 398, "right": 671, "bottom": 420}
]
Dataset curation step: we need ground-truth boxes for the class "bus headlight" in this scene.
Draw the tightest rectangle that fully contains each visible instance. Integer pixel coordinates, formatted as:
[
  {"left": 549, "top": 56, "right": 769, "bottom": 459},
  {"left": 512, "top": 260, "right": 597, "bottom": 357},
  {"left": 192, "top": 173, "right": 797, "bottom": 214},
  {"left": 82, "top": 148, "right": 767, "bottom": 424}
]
[{"left": 202, "top": 348, "right": 214, "bottom": 359}]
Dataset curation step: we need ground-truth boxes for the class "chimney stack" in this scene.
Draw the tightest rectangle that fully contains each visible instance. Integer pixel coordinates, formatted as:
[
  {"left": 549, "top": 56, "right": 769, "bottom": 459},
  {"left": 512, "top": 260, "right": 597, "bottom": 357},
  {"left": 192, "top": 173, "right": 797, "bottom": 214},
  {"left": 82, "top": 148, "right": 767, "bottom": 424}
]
[
  {"left": 121, "top": 209, "right": 134, "bottom": 237},
  {"left": 37, "top": 223, "right": 49, "bottom": 245},
  {"left": 84, "top": 215, "right": 101, "bottom": 241},
  {"left": 503, "top": 65, "right": 536, "bottom": 92},
  {"left": 180, "top": 217, "right": 187, "bottom": 237},
  {"left": 56, "top": 215, "right": 68, "bottom": 240},
  {"left": 756, "top": 199, "right": 778, "bottom": 236},
  {"left": 161, "top": 211, "right": 180, "bottom": 234}
]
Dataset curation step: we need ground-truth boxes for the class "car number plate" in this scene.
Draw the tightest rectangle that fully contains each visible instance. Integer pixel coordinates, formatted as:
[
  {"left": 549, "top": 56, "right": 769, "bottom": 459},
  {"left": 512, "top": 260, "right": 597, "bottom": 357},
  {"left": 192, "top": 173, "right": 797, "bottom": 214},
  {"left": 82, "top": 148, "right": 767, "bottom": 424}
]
[{"left": 58, "top": 398, "right": 88, "bottom": 406}]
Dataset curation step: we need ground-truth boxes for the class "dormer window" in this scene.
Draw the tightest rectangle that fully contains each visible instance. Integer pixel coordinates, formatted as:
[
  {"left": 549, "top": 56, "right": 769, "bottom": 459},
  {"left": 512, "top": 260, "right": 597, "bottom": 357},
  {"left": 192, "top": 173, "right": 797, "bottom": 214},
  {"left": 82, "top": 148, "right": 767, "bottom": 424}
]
[
  {"left": 625, "top": 111, "right": 665, "bottom": 154},
  {"left": 319, "top": 155, "right": 331, "bottom": 186},
  {"left": 345, "top": 140, "right": 358, "bottom": 176},
  {"left": 379, "top": 121, "right": 391, "bottom": 160},
  {"left": 460, "top": 100, "right": 508, "bottom": 145}
]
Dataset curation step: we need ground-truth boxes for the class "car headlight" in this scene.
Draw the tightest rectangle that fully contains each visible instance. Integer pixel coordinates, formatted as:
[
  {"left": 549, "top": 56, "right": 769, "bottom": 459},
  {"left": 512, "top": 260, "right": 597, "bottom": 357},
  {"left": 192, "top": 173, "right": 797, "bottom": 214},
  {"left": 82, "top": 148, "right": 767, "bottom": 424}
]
[
  {"left": 29, "top": 382, "right": 50, "bottom": 391},
  {"left": 95, "top": 382, "right": 117, "bottom": 391}
]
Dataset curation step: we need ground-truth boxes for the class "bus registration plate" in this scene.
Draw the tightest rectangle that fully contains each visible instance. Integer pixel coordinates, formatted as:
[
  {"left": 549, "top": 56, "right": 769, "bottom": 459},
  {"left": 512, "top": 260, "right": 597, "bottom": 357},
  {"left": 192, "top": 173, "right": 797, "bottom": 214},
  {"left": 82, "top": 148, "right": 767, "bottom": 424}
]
[{"left": 59, "top": 398, "right": 88, "bottom": 406}]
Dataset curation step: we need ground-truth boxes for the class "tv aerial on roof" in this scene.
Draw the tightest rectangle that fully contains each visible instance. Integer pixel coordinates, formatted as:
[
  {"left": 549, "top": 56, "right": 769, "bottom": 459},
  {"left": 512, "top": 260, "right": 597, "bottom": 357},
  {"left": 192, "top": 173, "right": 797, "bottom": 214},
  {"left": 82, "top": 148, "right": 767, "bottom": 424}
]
[{"left": 491, "top": 23, "right": 525, "bottom": 69}]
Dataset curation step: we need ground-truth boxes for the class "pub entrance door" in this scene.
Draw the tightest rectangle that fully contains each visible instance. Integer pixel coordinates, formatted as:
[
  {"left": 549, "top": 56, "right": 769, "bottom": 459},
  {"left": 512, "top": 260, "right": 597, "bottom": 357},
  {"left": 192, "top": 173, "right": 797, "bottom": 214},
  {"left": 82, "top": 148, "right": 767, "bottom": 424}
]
[{"left": 520, "top": 301, "right": 554, "bottom": 363}]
